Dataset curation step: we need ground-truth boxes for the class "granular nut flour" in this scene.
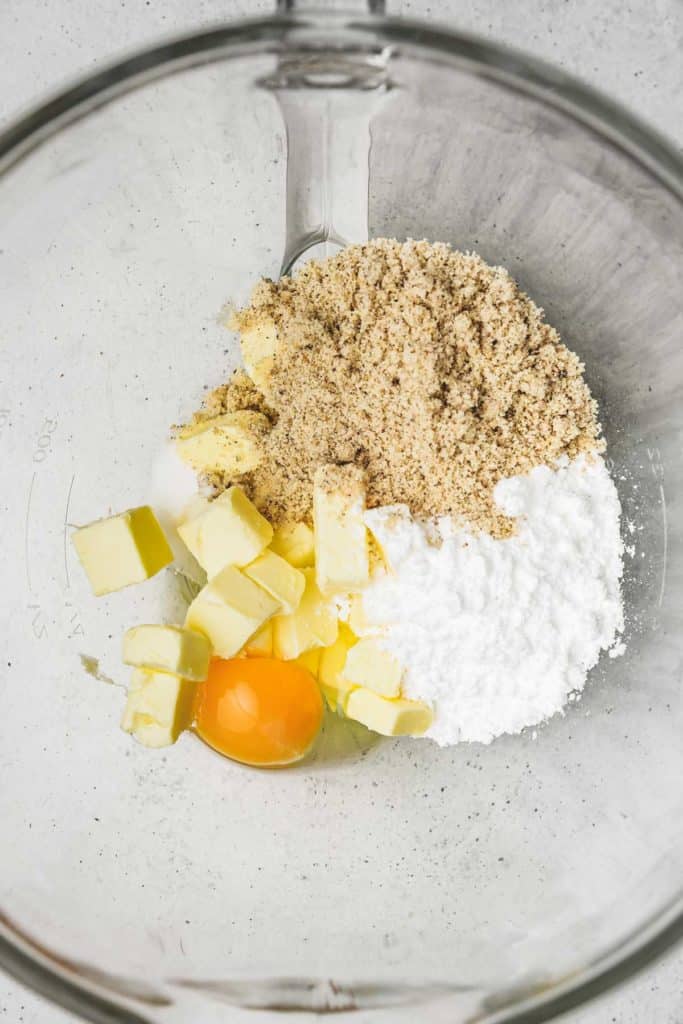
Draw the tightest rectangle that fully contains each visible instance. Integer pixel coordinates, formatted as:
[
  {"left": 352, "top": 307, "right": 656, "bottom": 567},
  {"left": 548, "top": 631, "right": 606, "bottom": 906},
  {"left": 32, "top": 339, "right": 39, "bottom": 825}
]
[{"left": 208, "top": 239, "right": 603, "bottom": 536}]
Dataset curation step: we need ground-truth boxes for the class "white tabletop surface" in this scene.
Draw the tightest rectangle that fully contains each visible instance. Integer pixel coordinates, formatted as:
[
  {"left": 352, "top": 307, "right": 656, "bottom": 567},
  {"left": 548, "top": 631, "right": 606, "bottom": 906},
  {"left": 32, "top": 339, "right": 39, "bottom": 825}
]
[{"left": 1, "top": 1, "right": 682, "bottom": 1022}]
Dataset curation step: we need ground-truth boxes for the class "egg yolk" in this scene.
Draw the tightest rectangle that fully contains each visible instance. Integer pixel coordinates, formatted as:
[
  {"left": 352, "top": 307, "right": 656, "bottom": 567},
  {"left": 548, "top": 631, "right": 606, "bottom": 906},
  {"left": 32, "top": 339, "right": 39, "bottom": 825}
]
[{"left": 194, "top": 657, "right": 324, "bottom": 767}]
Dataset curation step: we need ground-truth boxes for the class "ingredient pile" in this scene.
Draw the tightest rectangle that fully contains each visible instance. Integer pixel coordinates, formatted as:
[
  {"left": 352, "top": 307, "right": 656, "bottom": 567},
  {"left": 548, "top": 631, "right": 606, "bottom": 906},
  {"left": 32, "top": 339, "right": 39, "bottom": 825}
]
[{"left": 72, "top": 239, "right": 624, "bottom": 764}]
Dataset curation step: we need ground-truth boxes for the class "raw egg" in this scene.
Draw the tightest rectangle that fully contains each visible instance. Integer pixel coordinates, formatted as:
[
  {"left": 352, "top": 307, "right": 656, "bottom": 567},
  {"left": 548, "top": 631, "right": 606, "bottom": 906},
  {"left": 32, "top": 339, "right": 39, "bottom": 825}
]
[{"left": 194, "top": 656, "right": 324, "bottom": 767}]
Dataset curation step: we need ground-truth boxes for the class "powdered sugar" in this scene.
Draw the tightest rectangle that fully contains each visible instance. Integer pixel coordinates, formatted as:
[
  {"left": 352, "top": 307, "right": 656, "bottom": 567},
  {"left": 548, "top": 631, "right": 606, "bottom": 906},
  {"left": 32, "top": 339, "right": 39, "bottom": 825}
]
[{"left": 361, "top": 455, "right": 624, "bottom": 745}]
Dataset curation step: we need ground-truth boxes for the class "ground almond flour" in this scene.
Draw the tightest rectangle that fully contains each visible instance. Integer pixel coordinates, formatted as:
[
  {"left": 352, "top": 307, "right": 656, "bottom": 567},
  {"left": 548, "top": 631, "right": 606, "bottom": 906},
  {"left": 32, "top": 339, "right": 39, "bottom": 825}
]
[{"left": 202, "top": 239, "right": 602, "bottom": 537}]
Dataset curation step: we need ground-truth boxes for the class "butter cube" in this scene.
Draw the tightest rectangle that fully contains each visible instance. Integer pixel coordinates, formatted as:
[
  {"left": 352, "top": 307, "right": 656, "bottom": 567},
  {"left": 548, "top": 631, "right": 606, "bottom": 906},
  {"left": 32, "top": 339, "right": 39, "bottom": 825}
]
[
  {"left": 270, "top": 522, "right": 315, "bottom": 568},
  {"left": 345, "top": 689, "right": 433, "bottom": 737},
  {"left": 178, "top": 486, "right": 272, "bottom": 576},
  {"left": 123, "top": 624, "right": 211, "bottom": 682},
  {"left": 273, "top": 569, "right": 338, "bottom": 660},
  {"left": 126, "top": 717, "right": 180, "bottom": 748},
  {"left": 319, "top": 623, "right": 358, "bottom": 711},
  {"left": 297, "top": 647, "right": 322, "bottom": 677},
  {"left": 176, "top": 411, "right": 269, "bottom": 475},
  {"left": 121, "top": 668, "right": 197, "bottom": 747},
  {"left": 313, "top": 464, "right": 369, "bottom": 596},
  {"left": 243, "top": 550, "right": 305, "bottom": 615},
  {"left": 186, "top": 563, "right": 280, "bottom": 659},
  {"left": 347, "top": 594, "right": 372, "bottom": 636},
  {"left": 342, "top": 637, "right": 403, "bottom": 697},
  {"left": 72, "top": 506, "right": 173, "bottom": 596},
  {"left": 181, "top": 493, "right": 212, "bottom": 523},
  {"left": 243, "top": 620, "right": 273, "bottom": 657},
  {"left": 240, "top": 318, "right": 278, "bottom": 393},
  {"left": 364, "top": 504, "right": 413, "bottom": 571}
]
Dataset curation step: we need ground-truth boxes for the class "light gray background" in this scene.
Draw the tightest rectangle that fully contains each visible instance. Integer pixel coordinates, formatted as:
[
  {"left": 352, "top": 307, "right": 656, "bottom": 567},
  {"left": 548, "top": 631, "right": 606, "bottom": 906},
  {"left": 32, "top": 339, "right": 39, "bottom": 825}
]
[{"left": 1, "top": 0, "right": 682, "bottom": 1022}]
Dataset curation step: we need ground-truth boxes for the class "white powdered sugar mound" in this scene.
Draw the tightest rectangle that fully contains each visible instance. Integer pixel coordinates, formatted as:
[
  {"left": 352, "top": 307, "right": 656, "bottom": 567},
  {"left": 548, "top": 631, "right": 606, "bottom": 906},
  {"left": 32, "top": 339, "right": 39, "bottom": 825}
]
[{"left": 362, "top": 455, "right": 624, "bottom": 746}]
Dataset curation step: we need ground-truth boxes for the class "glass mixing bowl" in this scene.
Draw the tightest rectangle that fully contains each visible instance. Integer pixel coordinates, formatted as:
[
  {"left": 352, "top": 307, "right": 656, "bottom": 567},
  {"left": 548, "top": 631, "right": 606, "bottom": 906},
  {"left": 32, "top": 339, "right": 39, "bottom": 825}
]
[{"left": 1, "top": 4, "right": 682, "bottom": 1023}]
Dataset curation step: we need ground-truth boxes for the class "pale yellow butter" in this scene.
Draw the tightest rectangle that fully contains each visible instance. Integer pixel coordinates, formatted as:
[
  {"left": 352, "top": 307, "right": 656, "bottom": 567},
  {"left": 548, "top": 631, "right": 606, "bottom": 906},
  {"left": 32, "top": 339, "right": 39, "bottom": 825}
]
[
  {"left": 313, "top": 464, "right": 369, "bottom": 596},
  {"left": 121, "top": 668, "right": 197, "bottom": 748},
  {"left": 72, "top": 506, "right": 173, "bottom": 597},
  {"left": 122, "top": 624, "right": 211, "bottom": 682},
  {"left": 347, "top": 594, "right": 372, "bottom": 636},
  {"left": 175, "top": 411, "right": 269, "bottom": 475},
  {"left": 273, "top": 568, "right": 338, "bottom": 660},
  {"left": 240, "top": 318, "right": 278, "bottom": 393},
  {"left": 186, "top": 563, "right": 280, "bottom": 658},
  {"left": 181, "top": 493, "right": 212, "bottom": 523},
  {"left": 318, "top": 623, "right": 358, "bottom": 711},
  {"left": 126, "top": 717, "right": 181, "bottom": 748},
  {"left": 342, "top": 637, "right": 403, "bottom": 697},
  {"left": 270, "top": 522, "right": 315, "bottom": 568},
  {"left": 178, "top": 486, "right": 273, "bottom": 576},
  {"left": 345, "top": 689, "right": 433, "bottom": 737},
  {"left": 243, "top": 620, "right": 273, "bottom": 657},
  {"left": 244, "top": 550, "right": 305, "bottom": 615},
  {"left": 297, "top": 647, "right": 322, "bottom": 677}
]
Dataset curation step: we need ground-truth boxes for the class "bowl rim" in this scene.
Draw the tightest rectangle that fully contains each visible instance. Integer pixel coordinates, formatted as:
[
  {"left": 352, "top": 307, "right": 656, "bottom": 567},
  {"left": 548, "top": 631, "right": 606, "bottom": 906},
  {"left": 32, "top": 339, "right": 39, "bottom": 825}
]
[{"left": 0, "top": 10, "right": 682, "bottom": 1024}]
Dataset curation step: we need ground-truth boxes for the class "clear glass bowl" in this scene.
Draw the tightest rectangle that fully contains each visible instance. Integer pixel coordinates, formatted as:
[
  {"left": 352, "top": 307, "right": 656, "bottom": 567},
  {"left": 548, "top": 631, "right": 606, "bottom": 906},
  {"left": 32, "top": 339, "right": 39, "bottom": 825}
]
[{"left": 1, "top": 6, "right": 682, "bottom": 1023}]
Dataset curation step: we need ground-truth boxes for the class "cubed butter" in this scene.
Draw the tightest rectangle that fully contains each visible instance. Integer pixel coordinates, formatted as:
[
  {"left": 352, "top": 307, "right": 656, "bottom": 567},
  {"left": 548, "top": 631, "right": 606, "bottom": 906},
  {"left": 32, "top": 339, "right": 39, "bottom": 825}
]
[
  {"left": 125, "top": 716, "right": 181, "bottom": 748},
  {"left": 175, "top": 411, "right": 269, "bottom": 475},
  {"left": 178, "top": 486, "right": 273, "bottom": 577},
  {"left": 341, "top": 637, "right": 403, "bottom": 697},
  {"left": 243, "top": 620, "right": 273, "bottom": 657},
  {"left": 72, "top": 506, "right": 173, "bottom": 596},
  {"left": 297, "top": 647, "right": 322, "bottom": 677},
  {"left": 273, "top": 568, "right": 338, "bottom": 659},
  {"left": 121, "top": 668, "right": 197, "bottom": 747},
  {"left": 244, "top": 550, "right": 305, "bottom": 615},
  {"left": 345, "top": 689, "right": 433, "bottom": 737},
  {"left": 313, "top": 464, "right": 369, "bottom": 596},
  {"left": 364, "top": 504, "right": 412, "bottom": 571},
  {"left": 319, "top": 623, "right": 358, "bottom": 711},
  {"left": 270, "top": 522, "right": 315, "bottom": 568},
  {"left": 180, "top": 493, "right": 211, "bottom": 523},
  {"left": 123, "top": 624, "right": 211, "bottom": 682},
  {"left": 186, "top": 563, "right": 280, "bottom": 659},
  {"left": 239, "top": 318, "right": 278, "bottom": 393},
  {"left": 347, "top": 594, "right": 372, "bottom": 636}
]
